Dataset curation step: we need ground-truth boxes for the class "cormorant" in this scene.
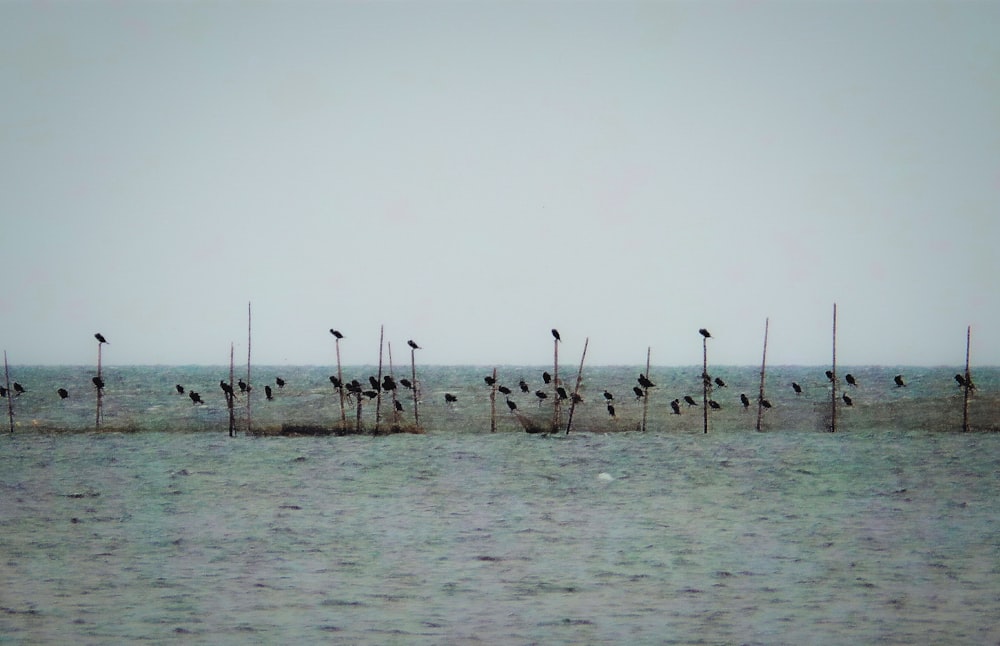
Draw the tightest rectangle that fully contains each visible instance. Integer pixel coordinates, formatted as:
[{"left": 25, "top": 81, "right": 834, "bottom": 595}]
[
  {"left": 535, "top": 390, "right": 548, "bottom": 404},
  {"left": 740, "top": 393, "right": 750, "bottom": 408},
  {"left": 189, "top": 391, "right": 203, "bottom": 404},
  {"left": 90, "top": 377, "right": 103, "bottom": 390},
  {"left": 670, "top": 399, "right": 681, "bottom": 414},
  {"left": 176, "top": 384, "right": 185, "bottom": 395},
  {"left": 607, "top": 403, "right": 616, "bottom": 418},
  {"left": 330, "top": 329, "right": 344, "bottom": 339},
  {"left": 518, "top": 379, "right": 529, "bottom": 393},
  {"left": 400, "top": 378, "right": 413, "bottom": 390},
  {"left": 444, "top": 393, "right": 458, "bottom": 403},
  {"left": 276, "top": 377, "right": 286, "bottom": 388},
  {"left": 603, "top": 390, "right": 614, "bottom": 401},
  {"left": 699, "top": 328, "right": 712, "bottom": 339},
  {"left": 0, "top": 387, "right": 6, "bottom": 397},
  {"left": 954, "top": 374, "right": 967, "bottom": 387},
  {"left": 484, "top": 375, "right": 496, "bottom": 386},
  {"left": 394, "top": 400, "right": 404, "bottom": 412},
  {"left": 556, "top": 386, "right": 568, "bottom": 400},
  {"left": 633, "top": 386, "right": 644, "bottom": 400},
  {"left": 13, "top": 382, "right": 26, "bottom": 395},
  {"left": 683, "top": 395, "right": 698, "bottom": 406},
  {"left": 383, "top": 376, "right": 397, "bottom": 391},
  {"left": 330, "top": 376, "right": 343, "bottom": 388},
  {"left": 709, "top": 400, "right": 721, "bottom": 410},
  {"left": 220, "top": 380, "right": 235, "bottom": 397},
  {"left": 57, "top": 388, "right": 69, "bottom": 399},
  {"left": 825, "top": 370, "right": 834, "bottom": 382},
  {"left": 637, "top": 374, "right": 655, "bottom": 389},
  {"left": 842, "top": 393, "right": 853, "bottom": 406},
  {"left": 759, "top": 397, "right": 772, "bottom": 409},
  {"left": 408, "top": 339, "right": 421, "bottom": 350},
  {"left": 542, "top": 371, "right": 552, "bottom": 385},
  {"left": 506, "top": 398, "right": 517, "bottom": 412},
  {"left": 498, "top": 385, "right": 512, "bottom": 396},
  {"left": 845, "top": 374, "right": 858, "bottom": 387},
  {"left": 238, "top": 379, "right": 248, "bottom": 393},
  {"left": 714, "top": 377, "right": 727, "bottom": 388},
  {"left": 368, "top": 376, "right": 381, "bottom": 391},
  {"left": 551, "top": 329, "right": 561, "bottom": 341},
  {"left": 792, "top": 382, "right": 802, "bottom": 394},
  {"left": 265, "top": 385, "right": 273, "bottom": 400},
  {"left": 95, "top": 333, "right": 108, "bottom": 344},
  {"left": 894, "top": 374, "right": 906, "bottom": 387}
]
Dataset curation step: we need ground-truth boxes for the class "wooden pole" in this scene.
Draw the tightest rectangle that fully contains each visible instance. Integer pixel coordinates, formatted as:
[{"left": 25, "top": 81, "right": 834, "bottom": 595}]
[
  {"left": 388, "top": 342, "right": 400, "bottom": 427},
  {"left": 553, "top": 334, "right": 561, "bottom": 432},
  {"left": 489, "top": 367, "right": 498, "bottom": 433},
  {"left": 565, "top": 337, "right": 589, "bottom": 434},
  {"left": 755, "top": 317, "right": 769, "bottom": 432},
  {"left": 702, "top": 335, "right": 709, "bottom": 434},
  {"left": 4, "top": 351, "right": 13, "bottom": 433},
  {"left": 641, "top": 346, "right": 651, "bottom": 432},
  {"left": 410, "top": 346, "right": 420, "bottom": 429},
  {"left": 375, "top": 325, "right": 384, "bottom": 434},
  {"left": 335, "top": 334, "right": 346, "bottom": 429},
  {"left": 228, "top": 343, "right": 236, "bottom": 437},
  {"left": 962, "top": 325, "right": 972, "bottom": 432},
  {"left": 96, "top": 341, "right": 103, "bottom": 430},
  {"left": 831, "top": 303, "right": 837, "bottom": 433},
  {"left": 246, "top": 301, "right": 252, "bottom": 435}
]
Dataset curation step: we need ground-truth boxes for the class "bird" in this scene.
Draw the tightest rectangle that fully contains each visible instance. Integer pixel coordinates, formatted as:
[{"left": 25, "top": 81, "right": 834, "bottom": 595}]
[
  {"left": 330, "top": 376, "right": 343, "bottom": 389},
  {"left": 506, "top": 398, "right": 518, "bottom": 412},
  {"left": 633, "top": 386, "right": 644, "bottom": 400},
  {"left": 845, "top": 374, "right": 858, "bottom": 387},
  {"left": 714, "top": 377, "right": 727, "bottom": 388},
  {"left": 0, "top": 387, "right": 6, "bottom": 397},
  {"left": 444, "top": 393, "right": 458, "bottom": 404},
  {"left": 368, "top": 376, "right": 381, "bottom": 391},
  {"left": 265, "top": 385, "right": 273, "bottom": 401},
  {"left": 175, "top": 384, "right": 185, "bottom": 395},
  {"left": 518, "top": 379, "right": 529, "bottom": 393},
  {"left": 363, "top": 390, "right": 378, "bottom": 399},
  {"left": 699, "top": 328, "right": 712, "bottom": 339},
  {"left": 57, "top": 388, "right": 69, "bottom": 399},
  {"left": 484, "top": 375, "right": 496, "bottom": 386},
  {"left": 825, "top": 370, "right": 835, "bottom": 382},
  {"left": 670, "top": 399, "right": 681, "bottom": 414},
  {"left": 842, "top": 393, "right": 853, "bottom": 406},
  {"left": 238, "top": 379, "right": 248, "bottom": 394},
  {"left": 189, "top": 391, "right": 203, "bottom": 404},
  {"left": 220, "top": 380, "right": 235, "bottom": 397},
  {"left": 382, "top": 376, "right": 397, "bottom": 391},
  {"left": 534, "top": 390, "right": 548, "bottom": 405},
  {"left": 792, "top": 382, "right": 802, "bottom": 394},
  {"left": 760, "top": 398, "right": 773, "bottom": 409},
  {"left": 399, "top": 378, "right": 413, "bottom": 390},
  {"left": 408, "top": 339, "right": 421, "bottom": 350},
  {"left": 894, "top": 374, "right": 906, "bottom": 387},
  {"left": 90, "top": 377, "right": 102, "bottom": 390},
  {"left": 330, "top": 329, "right": 344, "bottom": 339},
  {"left": 394, "top": 400, "right": 404, "bottom": 412},
  {"left": 556, "top": 386, "right": 568, "bottom": 400},
  {"left": 683, "top": 395, "right": 698, "bottom": 407},
  {"left": 14, "top": 382, "right": 26, "bottom": 395},
  {"left": 551, "top": 329, "right": 561, "bottom": 342},
  {"left": 740, "top": 393, "right": 750, "bottom": 408},
  {"left": 603, "top": 390, "right": 614, "bottom": 402},
  {"left": 94, "top": 333, "right": 108, "bottom": 344},
  {"left": 542, "top": 371, "right": 552, "bottom": 385},
  {"left": 607, "top": 403, "right": 616, "bottom": 418},
  {"left": 709, "top": 400, "right": 721, "bottom": 410},
  {"left": 637, "top": 374, "right": 655, "bottom": 389},
  {"left": 276, "top": 377, "right": 286, "bottom": 388},
  {"left": 498, "top": 385, "right": 512, "bottom": 396},
  {"left": 954, "top": 374, "right": 967, "bottom": 387}
]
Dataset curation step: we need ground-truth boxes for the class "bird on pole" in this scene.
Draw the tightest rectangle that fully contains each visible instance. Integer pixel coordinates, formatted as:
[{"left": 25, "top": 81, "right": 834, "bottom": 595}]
[
  {"left": 95, "top": 333, "right": 109, "bottom": 344},
  {"left": 699, "top": 328, "right": 711, "bottom": 339},
  {"left": 330, "top": 329, "right": 344, "bottom": 339},
  {"left": 551, "top": 329, "right": 561, "bottom": 342},
  {"left": 408, "top": 339, "right": 421, "bottom": 350}
]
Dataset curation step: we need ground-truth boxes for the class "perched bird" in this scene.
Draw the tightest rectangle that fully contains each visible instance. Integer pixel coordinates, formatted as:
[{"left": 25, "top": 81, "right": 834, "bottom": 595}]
[
  {"left": 94, "top": 333, "right": 108, "bottom": 344},
  {"left": 276, "top": 377, "right": 286, "bottom": 388},
  {"left": 330, "top": 376, "right": 343, "bottom": 389},
  {"left": 551, "top": 329, "right": 561, "bottom": 342},
  {"left": 220, "top": 380, "right": 235, "bottom": 397},
  {"left": 637, "top": 374, "right": 655, "bottom": 389},
  {"left": 670, "top": 399, "right": 681, "bottom": 414},
  {"left": 0, "top": 387, "right": 6, "bottom": 397},
  {"left": 534, "top": 390, "right": 548, "bottom": 404},
  {"left": 542, "top": 371, "right": 552, "bottom": 385},
  {"left": 845, "top": 374, "right": 858, "bottom": 387},
  {"left": 518, "top": 379, "right": 529, "bottom": 393},
  {"left": 825, "top": 370, "right": 835, "bottom": 382},
  {"left": 394, "top": 400, "right": 404, "bottom": 412},
  {"left": 444, "top": 393, "right": 458, "bottom": 404},
  {"left": 699, "top": 328, "right": 712, "bottom": 339},
  {"left": 399, "top": 378, "right": 413, "bottom": 390},
  {"left": 842, "top": 393, "right": 853, "bottom": 406},
  {"left": 894, "top": 374, "right": 906, "bottom": 388},
  {"left": 792, "top": 382, "right": 802, "bottom": 394},
  {"left": 760, "top": 398, "right": 772, "bottom": 409},
  {"left": 633, "top": 386, "right": 644, "bottom": 400},
  {"left": 714, "top": 377, "right": 727, "bottom": 388},
  {"left": 382, "top": 376, "right": 397, "bottom": 391},
  {"left": 265, "top": 385, "right": 273, "bottom": 401},
  {"left": 498, "top": 385, "right": 512, "bottom": 396},
  {"left": 189, "top": 391, "right": 203, "bottom": 404},
  {"left": 175, "top": 384, "right": 185, "bottom": 395},
  {"left": 408, "top": 339, "right": 421, "bottom": 350},
  {"left": 556, "top": 386, "right": 568, "bottom": 400},
  {"left": 90, "top": 377, "right": 103, "bottom": 390},
  {"left": 709, "top": 400, "right": 721, "bottom": 410},
  {"left": 954, "top": 374, "right": 967, "bottom": 387},
  {"left": 603, "top": 390, "right": 614, "bottom": 401},
  {"left": 238, "top": 379, "right": 248, "bottom": 394},
  {"left": 683, "top": 395, "right": 698, "bottom": 407},
  {"left": 484, "top": 375, "right": 496, "bottom": 386},
  {"left": 607, "top": 403, "right": 616, "bottom": 418},
  {"left": 13, "top": 382, "right": 26, "bottom": 395},
  {"left": 57, "top": 388, "right": 69, "bottom": 399},
  {"left": 368, "top": 376, "right": 381, "bottom": 391},
  {"left": 330, "top": 329, "right": 344, "bottom": 339},
  {"left": 740, "top": 393, "right": 750, "bottom": 408},
  {"left": 506, "top": 398, "right": 518, "bottom": 412},
  {"left": 364, "top": 390, "right": 378, "bottom": 399}
]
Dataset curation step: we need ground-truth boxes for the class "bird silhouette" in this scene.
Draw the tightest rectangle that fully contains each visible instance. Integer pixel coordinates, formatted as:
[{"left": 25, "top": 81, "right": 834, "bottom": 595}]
[
  {"left": 542, "top": 371, "right": 552, "bottom": 385},
  {"left": 399, "top": 378, "right": 413, "bottom": 390},
  {"left": 534, "top": 390, "right": 548, "bottom": 405},
  {"left": 518, "top": 379, "right": 529, "bottom": 393},
  {"left": 845, "top": 374, "right": 858, "bottom": 387},
  {"left": 506, "top": 398, "right": 518, "bottom": 412},
  {"left": 670, "top": 399, "right": 681, "bottom": 414},
  {"left": 714, "top": 377, "right": 727, "bottom": 388},
  {"left": 394, "top": 400, "right": 404, "bottom": 412},
  {"left": 189, "top": 391, "right": 203, "bottom": 404},
  {"left": 637, "top": 374, "right": 655, "bottom": 389},
  {"left": 760, "top": 398, "right": 772, "bottom": 409},
  {"left": 276, "top": 377, "right": 286, "bottom": 388},
  {"left": 238, "top": 379, "right": 248, "bottom": 393},
  {"left": 683, "top": 395, "right": 698, "bottom": 407},
  {"left": 792, "top": 382, "right": 802, "bottom": 394},
  {"left": 220, "top": 380, "right": 235, "bottom": 397},
  {"left": 382, "top": 376, "right": 397, "bottom": 391},
  {"left": 265, "top": 385, "right": 273, "bottom": 401},
  {"left": 14, "top": 382, "right": 26, "bottom": 395},
  {"left": 894, "top": 374, "right": 906, "bottom": 387},
  {"left": 551, "top": 329, "right": 561, "bottom": 341},
  {"left": 368, "top": 376, "right": 381, "bottom": 391},
  {"left": 330, "top": 329, "right": 344, "bottom": 339},
  {"left": 842, "top": 393, "right": 853, "bottom": 406},
  {"left": 90, "top": 378, "right": 102, "bottom": 390},
  {"left": 498, "top": 385, "right": 512, "bottom": 396},
  {"left": 408, "top": 339, "right": 421, "bottom": 350},
  {"left": 740, "top": 393, "right": 750, "bottom": 408},
  {"left": 607, "top": 403, "right": 616, "bottom": 417},
  {"left": 444, "top": 393, "right": 457, "bottom": 404},
  {"left": 699, "top": 328, "right": 712, "bottom": 339},
  {"left": 826, "top": 370, "right": 835, "bottom": 382},
  {"left": 175, "top": 384, "right": 185, "bottom": 395},
  {"left": 330, "top": 376, "right": 343, "bottom": 388},
  {"left": 603, "top": 390, "right": 614, "bottom": 401},
  {"left": 484, "top": 375, "right": 496, "bottom": 386},
  {"left": 709, "top": 400, "right": 721, "bottom": 410},
  {"left": 57, "top": 388, "right": 69, "bottom": 399},
  {"left": 0, "top": 387, "right": 6, "bottom": 397},
  {"left": 94, "top": 333, "right": 108, "bottom": 344},
  {"left": 556, "top": 386, "right": 568, "bottom": 400},
  {"left": 954, "top": 374, "right": 967, "bottom": 387},
  {"left": 633, "top": 386, "right": 644, "bottom": 400}
]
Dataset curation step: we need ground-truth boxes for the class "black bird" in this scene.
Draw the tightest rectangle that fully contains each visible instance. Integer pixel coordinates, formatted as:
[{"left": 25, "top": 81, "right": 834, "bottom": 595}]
[
  {"left": 683, "top": 395, "right": 698, "bottom": 407},
  {"left": 57, "top": 388, "right": 69, "bottom": 399},
  {"left": 0, "top": 387, "right": 6, "bottom": 397},
  {"left": 368, "top": 376, "right": 381, "bottom": 391},
  {"left": 760, "top": 398, "right": 773, "bottom": 409},
  {"left": 90, "top": 377, "right": 103, "bottom": 390},
  {"left": 842, "top": 393, "right": 853, "bottom": 406},
  {"left": 709, "top": 400, "right": 721, "bottom": 410},
  {"left": 670, "top": 399, "right": 681, "bottom": 414},
  {"left": 330, "top": 329, "right": 344, "bottom": 339},
  {"left": 95, "top": 333, "right": 108, "bottom": 344},
  {"left": 894, "top": 374, "right": 906, "bottom": 387},
  {"left": 535, "top": 390, "right": 548, "bottom": 400},
  {"left": 792, "top": 382, "right": 802, "bottom": 394},
  {"left": 556, "top": 386, "right": 568, "bottom": 400},
  {"left": 189, "top": 391, "right": 203, "bottom": 404},
  {"left": 383, "top": 376, "right": 397, "bottom": 391},
  {"left": 13, "top": 382, "right": 26, "bottom": 395},
  {"left": 220, "top": 380, "right": 235, "bottom": 397},
  {"left": 330, "top": 376, "right": 343, "bottom": 389},
  {"left": 542, "top": 371, "right": 552, "bottom": 385},
  {"left": 364, "top": 390, "right": 378, "bottom": 399},
  {"left": 826, "top": 370, "right": 835, "bottom": 382},
  {"left": 551, "top": 329, "right": 561, "bottom": 342},
  {"left": 714, "top": 377, "right": 727, "bottom": 388},
  {"left": 175, "top": 384, "right": 185, "bottom": 395},
  {"left": 954, "top": 374, "right": 967, "bottom": 387},
  {"left": 408, "top": 339, "right": 421, "bottom": 350},
  {"left": 276, "top": 377, "right": 286, "bottom": 388},
  {"left": 518, "top": 379, "right": 529, "bottom": 393},
  {"left": 637, "top": 374, "right": 655, "bottom": 389},
  {"left": 265, "top": 385, "right": 273, "bottom": 401},
  {"left": 238, "top": 379, "right": 248, "bottom": 394},
  {"left": 484, "top": 375, "right": 496, "bottom": 386},
  {"left": 498, "top": 385, "right": 512, "bottom": 396},
  {"left": 699, "top": 328, "right": 712, "bottom": 339},
  {"left": 607, "top": 403, "right": 616, "bottom": 418},
  {"left": 394, "top": 400, "right": 404, "bottom": 412},
  {"left": 444, "top": 393, "right": 458, "bottom": 404},
  {"left": 506, "top": 398, "right": 518, "bottom": 412},
  {"left": 603, "top": 390, "right": 614, "bottom": 401},
  {"left": 845, "top": 374, "right": 858, "bottom": 387},
  {"left": 633, "top": 386, "right": 644, "bottom": 400},
  {"left": 400, "top": 378, "right": 413, "bottom": 390},
  {"left": 740, "top": 393, "right": 750, "bottom": 408}
]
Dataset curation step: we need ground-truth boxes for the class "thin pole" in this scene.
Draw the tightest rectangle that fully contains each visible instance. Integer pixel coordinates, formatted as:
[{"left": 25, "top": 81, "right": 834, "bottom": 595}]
[
  {"left": 410, "top": 346, "right": 420, "bottom": 429},
  {"left": 702, "top": 336, "right": 709, "bottom": 434},
  {"left": 228, "top": 343, "right": 236, "bottom": 437},
  {"left": 831, "top": 303, "right": 837, "bottom": 433},
  {"left": 962, "top": 325, "right": 972, "bottom": 432},
  {"left": 552, "top": 335, "right": 561, "bottom": 432},
  {"left": 336, "top": 334, "right": 346, "bottom": 429},
  {"left": 641, "top": 347, "right": 651, "bottom": 432},
  {"left": 96, "top": 341, "right": 103, "bottom": 430},
  {"left": 565, "top": 337, "right": 589, "bottom": 434},
  {"left": 375, "top": 325, "right": 384, "bottom": 434},
  {"left": 755, "top": 317, "right": 769, "bottom": 432},
  {"left": 388, "top": 342, "right": 400, "bottom": 427},
  {"left": 4, "top": 351, "right": 13, "bottom": 433},
  {"left": 489, "top": 367, "right": 497, "bottom": 433},
  {"left": 246, "top": 301, "right": 252, "bottom": 435}
]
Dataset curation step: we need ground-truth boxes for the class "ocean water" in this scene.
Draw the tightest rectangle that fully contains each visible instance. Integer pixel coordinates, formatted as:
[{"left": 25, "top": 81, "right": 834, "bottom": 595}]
[{"left": 1, "top": 366, "right": 999, "bottom": 644}]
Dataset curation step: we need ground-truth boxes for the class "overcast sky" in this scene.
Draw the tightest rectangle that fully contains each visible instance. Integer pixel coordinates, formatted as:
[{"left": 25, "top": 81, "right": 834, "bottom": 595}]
[{"left": 1, "top": 0, "right": 998, "bottom": 367}]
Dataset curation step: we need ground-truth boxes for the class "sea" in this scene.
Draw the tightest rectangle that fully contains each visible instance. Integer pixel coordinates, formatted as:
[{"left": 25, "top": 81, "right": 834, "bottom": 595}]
[{"left": 1, "top": 365, "right": 998, "bottom": 645}]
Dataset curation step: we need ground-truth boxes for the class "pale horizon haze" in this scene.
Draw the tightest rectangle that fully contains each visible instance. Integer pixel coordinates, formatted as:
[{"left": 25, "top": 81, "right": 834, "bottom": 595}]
[{"left": 1, "top": 0, "right": 998, "bottom": 367}]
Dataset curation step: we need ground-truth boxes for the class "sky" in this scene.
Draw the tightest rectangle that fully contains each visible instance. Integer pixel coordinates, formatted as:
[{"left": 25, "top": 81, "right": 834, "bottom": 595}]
[{"left": 1, "top": 0, "right": 998, "bottom": 367}]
